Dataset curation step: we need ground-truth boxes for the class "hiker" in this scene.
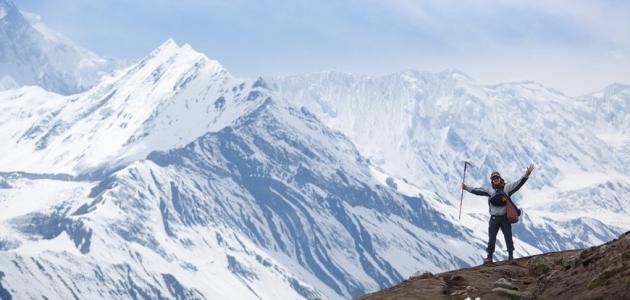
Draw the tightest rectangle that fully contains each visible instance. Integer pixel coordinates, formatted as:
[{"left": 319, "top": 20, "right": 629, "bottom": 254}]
[{"left": 462, "top": 164, "right": 534, "bottom": 264}]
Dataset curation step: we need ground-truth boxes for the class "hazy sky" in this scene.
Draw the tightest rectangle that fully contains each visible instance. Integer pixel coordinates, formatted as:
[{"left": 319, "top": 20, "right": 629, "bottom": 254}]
[{"left": 18, "top": 0, "right": 630, "bottom": 96}]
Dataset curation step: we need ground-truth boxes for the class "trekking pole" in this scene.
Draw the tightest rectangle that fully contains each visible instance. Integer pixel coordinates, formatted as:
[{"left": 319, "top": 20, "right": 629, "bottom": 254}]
[{"left": 459, "top": 161, "right": 471, "bottom": 220}]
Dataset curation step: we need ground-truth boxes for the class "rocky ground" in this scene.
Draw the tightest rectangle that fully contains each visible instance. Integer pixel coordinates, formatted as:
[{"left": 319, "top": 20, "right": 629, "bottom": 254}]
[{"left": 357, "top": 231, "right": 630, "bottom": 300}]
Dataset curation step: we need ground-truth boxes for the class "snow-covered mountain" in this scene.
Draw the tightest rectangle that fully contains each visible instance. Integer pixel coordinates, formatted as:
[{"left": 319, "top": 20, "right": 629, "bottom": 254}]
[
  {"left": 272, "top": 71, "right": 630, "bottom": 211},
  {"left": 0, "top": 39, "right": 268, "bottom": 175},
  {"left": 270, "top": 71, "right": 630, "bottom": 274},
  {"left": 0, "top": 18, "right": 629, "bottom": 299},
  {"left": 578, "top": 83, "right": 630, "bottom": 163},
  {"left": 272, "top": 71, "right": 629, "bottom": 184},
  {"left": 0, "top": 0, "right": 123, "bottom": 94},
  {"left": 0, "top": 41, "right": 491, "bottom": 298}
]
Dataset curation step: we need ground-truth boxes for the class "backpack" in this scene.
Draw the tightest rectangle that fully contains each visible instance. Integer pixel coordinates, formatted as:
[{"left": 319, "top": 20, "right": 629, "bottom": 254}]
[{"left": 504, "top": 195, "right": 521, "bottom": 224}]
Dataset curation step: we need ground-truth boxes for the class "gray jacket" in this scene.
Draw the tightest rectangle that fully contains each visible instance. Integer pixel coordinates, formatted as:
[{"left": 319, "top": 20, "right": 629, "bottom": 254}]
[{"left": 464, "top": 173, "right": 529, "bottom": 216}]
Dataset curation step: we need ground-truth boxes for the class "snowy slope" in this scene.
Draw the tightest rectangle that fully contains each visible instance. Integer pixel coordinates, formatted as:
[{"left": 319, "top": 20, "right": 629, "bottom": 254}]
[
  {"left": 0, "top": 25, "right": 628, "bottom": 298},
  {"left": 0, "top": 39, "right": 267, "bottom": 175},
  {"left": 0, "top": 174, "right": 325, "bottom": 299},
  {"left": 0, "top": 0, "right": 122, "bottom": 94},
  {"left": 579, "top": 83, "right": 630, "bottom": 164},
  {"left": 272, "top": 70, "right": 630, "bottom": 249},
  {"left": 1, "top": 76, "right": 625, "bottom": 299},
  {"left": 277, "top": 70, "right": 630, "bottom": 266},
  {"left": 0, "top": 96, "right": 488, "bottom": 299}
]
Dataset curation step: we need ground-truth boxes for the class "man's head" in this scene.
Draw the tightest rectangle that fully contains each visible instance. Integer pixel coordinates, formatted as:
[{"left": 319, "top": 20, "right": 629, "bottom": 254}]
[{"left": 490, "top": 171, "right": 504, "bottom": 188}]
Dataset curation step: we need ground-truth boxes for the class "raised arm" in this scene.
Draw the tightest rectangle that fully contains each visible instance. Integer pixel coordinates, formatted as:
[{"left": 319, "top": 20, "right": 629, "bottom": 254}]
[
  {"left": 462, "top": 183, "right": 491, "bottom": 196},
  {"left": 505, "top": 164, "right": 534, "bottom": 196}
]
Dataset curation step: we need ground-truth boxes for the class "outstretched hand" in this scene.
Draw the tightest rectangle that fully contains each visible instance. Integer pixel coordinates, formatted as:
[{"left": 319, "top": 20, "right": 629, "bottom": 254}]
[{"left": 526, "top": 164, "right": 535, "bottom": 176}]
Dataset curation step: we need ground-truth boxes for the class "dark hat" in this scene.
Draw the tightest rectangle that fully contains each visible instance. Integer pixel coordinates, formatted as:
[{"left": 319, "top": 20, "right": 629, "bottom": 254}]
[{"left": 490, "top": 171, "right": 501, "bottom": 179}]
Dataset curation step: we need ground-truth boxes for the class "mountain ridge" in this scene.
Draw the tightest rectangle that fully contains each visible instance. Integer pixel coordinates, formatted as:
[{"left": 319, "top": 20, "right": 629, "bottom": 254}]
[
  {"left": 0, "top": 90, "right": 484, "bottom": 299},
  {"left": 0, "top": 0, "right": 123, "bottom": 94},
  {"left": 0, "top": 39, "right": 266, "bottom": 176},
  {"left": 0, "top": 3, "right": 628, "bottom": 297},
  {"left": 271, "top": 69, "right": 630, "bottom": 231},
  {"left": 1, "top": 38, "right": 628, "bottom": 299}
]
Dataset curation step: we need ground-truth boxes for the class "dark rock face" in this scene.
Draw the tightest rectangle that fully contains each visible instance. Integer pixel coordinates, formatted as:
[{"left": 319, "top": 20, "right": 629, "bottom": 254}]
[{"left": 0, "top": 271, "right": 12, "bottom": 300}]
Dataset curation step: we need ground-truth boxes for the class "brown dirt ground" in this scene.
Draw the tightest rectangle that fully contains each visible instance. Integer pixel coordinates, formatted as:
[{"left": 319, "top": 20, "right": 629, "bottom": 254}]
[{"left": 357, "top": 231, "right": 630, "bottom": 300}]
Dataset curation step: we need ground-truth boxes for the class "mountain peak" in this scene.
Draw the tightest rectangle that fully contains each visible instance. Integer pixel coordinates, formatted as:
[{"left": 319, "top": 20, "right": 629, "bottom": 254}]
[
  {"left": 0, "top": 0, "right": 123, "bottom": 94},
  {"left": 0, "top": 35, "right": 254, "bottom": 175},
  {"left": 153, "top": 38, "right": 200, "bottom": 55},
  {"left": 252, "top": 77, "right": 270, "bottom": 89},
  {"left": 0, "top": 0, "right": 14, "bottom": 13},
  {"left": 144, "top": 38, "right": 222, "bottom": 71},
  {"left": 441, "top": 68, "right": 473, "bottom": 81},
  {"left": 157, "top": 38, "right": 178, "bottom": 51},
  {"left": 146, "top": 38, "right": 183, "bottom": 59},
  {"left": 0, "top": 0, "right": 24, "bottom": 23},
  {"left": 603, "top": 82, "right": 630, "bottom": 94}
]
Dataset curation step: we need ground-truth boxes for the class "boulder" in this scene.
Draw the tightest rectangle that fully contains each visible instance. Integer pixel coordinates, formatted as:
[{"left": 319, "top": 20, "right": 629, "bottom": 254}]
[
  {"left": 492, "top": 287, "right": 532, "bottom": 299},
  {"left": 528, "top": 256, "right": 553, "bottom": 276},
  {"left": 588, "top": 263, "right": 627, "bottom": 290},
  {"left": 494, "top": 277, "right": 518, "bottom": 290}
]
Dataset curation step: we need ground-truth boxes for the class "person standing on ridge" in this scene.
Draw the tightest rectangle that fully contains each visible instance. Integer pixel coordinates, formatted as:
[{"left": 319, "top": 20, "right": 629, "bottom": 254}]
[{"left": 462, "top": 164, "right": 534, "bottom": 264}]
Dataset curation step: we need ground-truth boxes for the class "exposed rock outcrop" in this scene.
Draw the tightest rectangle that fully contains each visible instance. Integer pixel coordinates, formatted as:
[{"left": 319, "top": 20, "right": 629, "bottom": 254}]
[{"left": 358, "top": 231, "right": 630, "bottom": 300}]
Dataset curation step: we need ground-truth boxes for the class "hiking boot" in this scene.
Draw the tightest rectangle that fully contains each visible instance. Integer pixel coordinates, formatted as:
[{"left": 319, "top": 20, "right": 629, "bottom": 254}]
[
  {"left": 508, "top": 253, "right": 517, "bottom": 265},
  {"left": 483, "top": 256, "right": 493, "bottom": 264}
]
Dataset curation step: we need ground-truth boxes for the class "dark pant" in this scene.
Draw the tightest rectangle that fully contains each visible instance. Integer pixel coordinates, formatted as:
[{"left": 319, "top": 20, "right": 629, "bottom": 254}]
[{"left": 487, "top": 215, "right": 514, "bottom": 257}]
